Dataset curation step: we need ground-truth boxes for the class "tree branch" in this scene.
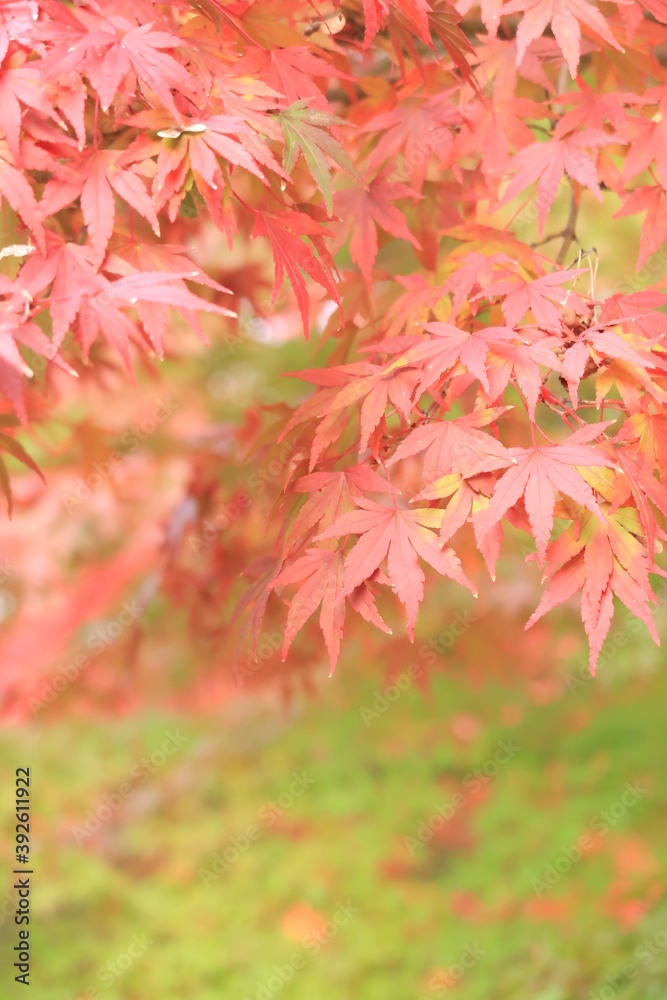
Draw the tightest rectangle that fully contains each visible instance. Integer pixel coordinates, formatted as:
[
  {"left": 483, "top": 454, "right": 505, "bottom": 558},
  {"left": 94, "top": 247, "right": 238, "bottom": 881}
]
[{"left": 555, "top": 182, "right": 578, "bottom": 266}]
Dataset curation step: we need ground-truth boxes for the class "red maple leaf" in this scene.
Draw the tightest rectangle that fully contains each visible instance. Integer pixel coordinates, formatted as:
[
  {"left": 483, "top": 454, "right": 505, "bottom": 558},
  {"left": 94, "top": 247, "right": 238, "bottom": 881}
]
[
  {"left": 553, "top": 76, "right": 628, "bottom": 139},
  {"left": 252, "top": 210, "right": 340, "bottom": 337},
  {"left": 413, "top": 471, "right": 496, "bottom": 542},
  {"left": 485, "top": 333, "right": 562, "bottom": 419},
  {"left": 482, "top": 268, "right": 586, "bottom": 331},
  {"left": 502, "top": 0, "right": 621, "bottom": 78},
  {"left": 442, "top": 251, "right": 512, "bottom": 319},
  {"left": 41, "top": 148, "right": 160, "bottom": 267},
  {"left": 0, "top": 137, "right": 44, "bottom": 252},
  {"left": 334, "top": 175, "right": 420, "bottom": 291},
  {"left": 81, "top": 269, "right": 236, "bottom": 366},
  {"left": 41, "top": 16, "right": 199, "bottom": 120},
  {"left": 0, "top": 51, "right": 54, "bottom": 161},
  {"left": 318, "top": 498, "right": 477, "bottom": 639},
  {"left": 17, "top": 238, "right": 103, "bottom": 345},
  {"left": 614, "top": 185, "right": 667, "bottom": 270},
  {"left": 316, "top": 361, "right": 422, "bottom": 452},
  {"left": 392, "top": 322, "right": 519, "bottom": 395},
  {"left": 599, "top": 290, "right": 667, "bottom": 344},
  {"left": 621, "top": 92, "right": 667, "bottom": 186},
  {"left": 363, "top": 0, "right": 388, "bottom": 46},
  {"left": 359, "top": 93, "right": 460, "bottom": 191},
  {"left": 388, "top": 406, "right": 515, "bottom": 481},
  {"left": 614, "top": 406, "right": 667, "bottom": 484},
  {"left": 104, "top": 240, "right": 230, "bottom": 355},
  {"left": 395, "top": 0, "right": 433, "bottom": 44},
  {"left": 501, "top": 135, "right": 605, "bottom": 233},
  {"left": 476, "top": 422, "right": 617, "bottom": 564},
  {"left": 289, "top": 465, "right": 399, "bottom": 547},
  {"left": 270, "top": 547, "right": 390, "bottom": 673},
  {"left": 238, "top": 47, "right": 351, "bottom": 114},
  {"left": 0, "top": 302, "right": 48, "bottom": 424},
  {"left": 526, "top": 507, "right": 662, "bottom": 672}
]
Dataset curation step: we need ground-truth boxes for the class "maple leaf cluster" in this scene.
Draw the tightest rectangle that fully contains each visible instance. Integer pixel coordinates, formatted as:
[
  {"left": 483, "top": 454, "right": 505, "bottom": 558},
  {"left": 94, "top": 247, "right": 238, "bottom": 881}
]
[{"left": 2, "top": 0, "right": 667, "bottom": 690}]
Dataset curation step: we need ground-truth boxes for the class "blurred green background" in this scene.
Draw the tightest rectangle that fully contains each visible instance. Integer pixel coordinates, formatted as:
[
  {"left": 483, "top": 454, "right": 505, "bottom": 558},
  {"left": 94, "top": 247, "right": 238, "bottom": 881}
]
[{"left": 2, "top": 606, "right": 666, "bottom": 1000}]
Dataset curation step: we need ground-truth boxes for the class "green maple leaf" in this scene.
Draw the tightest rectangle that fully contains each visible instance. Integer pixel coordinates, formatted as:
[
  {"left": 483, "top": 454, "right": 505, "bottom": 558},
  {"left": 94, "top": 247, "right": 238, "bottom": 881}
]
[{"left": 280, "top": 101, "right": 359, "bottom": 217}]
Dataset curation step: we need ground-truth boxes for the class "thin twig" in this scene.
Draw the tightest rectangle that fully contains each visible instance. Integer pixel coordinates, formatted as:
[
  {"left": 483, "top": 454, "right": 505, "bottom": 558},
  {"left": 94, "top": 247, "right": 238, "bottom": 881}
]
[
  {"left": 555, "top": 182, "right": 578, "bottom": 266},
  {"left": 552, "top": 65, "right": 579, "bottom": 267},
  {"left": 530, "top": 227, "right": 570, "bottom": 248}
]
